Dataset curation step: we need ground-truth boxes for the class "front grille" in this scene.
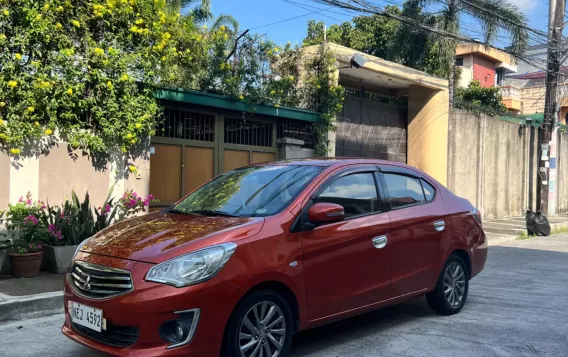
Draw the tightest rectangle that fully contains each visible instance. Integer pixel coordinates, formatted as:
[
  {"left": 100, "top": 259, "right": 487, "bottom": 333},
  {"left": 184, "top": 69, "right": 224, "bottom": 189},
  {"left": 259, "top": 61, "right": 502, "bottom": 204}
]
[
  {"left": 68, "top": 262, "right": 133, "bottom": 300},
  {"left": 72, "top": 321, "right": 139, "bottom": 348}
]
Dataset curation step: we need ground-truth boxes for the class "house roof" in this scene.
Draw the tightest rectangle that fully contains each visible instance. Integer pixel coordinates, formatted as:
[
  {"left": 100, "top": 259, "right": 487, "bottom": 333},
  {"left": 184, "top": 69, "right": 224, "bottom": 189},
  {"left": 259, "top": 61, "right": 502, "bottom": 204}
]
[{"left": 156, "top": 88, "right": 320, "bottom": 122}]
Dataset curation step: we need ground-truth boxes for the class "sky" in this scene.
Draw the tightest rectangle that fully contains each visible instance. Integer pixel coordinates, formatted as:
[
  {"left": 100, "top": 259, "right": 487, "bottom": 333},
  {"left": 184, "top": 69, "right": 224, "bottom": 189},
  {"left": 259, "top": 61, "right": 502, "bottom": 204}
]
[{"left": 210, "top": 0, "right": 550, "bottom": 48}]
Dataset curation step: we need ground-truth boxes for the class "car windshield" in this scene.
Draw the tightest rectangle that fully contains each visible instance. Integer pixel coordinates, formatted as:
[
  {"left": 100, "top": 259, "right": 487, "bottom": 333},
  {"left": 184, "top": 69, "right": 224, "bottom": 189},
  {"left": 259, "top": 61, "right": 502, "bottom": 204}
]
[{"left": 172, "top": 165, "right": 324, "bottom": 217}]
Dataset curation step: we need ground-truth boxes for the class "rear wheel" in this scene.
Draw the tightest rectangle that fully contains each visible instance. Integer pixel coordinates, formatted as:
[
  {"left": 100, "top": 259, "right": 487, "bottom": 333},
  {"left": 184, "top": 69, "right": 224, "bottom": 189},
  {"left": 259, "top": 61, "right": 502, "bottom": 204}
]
[
  {"left": 426, "top": 255, "right": 469, "bottom": 315},
  {"left": 223, "top": 290, "right": 294, "bottom": 357}
]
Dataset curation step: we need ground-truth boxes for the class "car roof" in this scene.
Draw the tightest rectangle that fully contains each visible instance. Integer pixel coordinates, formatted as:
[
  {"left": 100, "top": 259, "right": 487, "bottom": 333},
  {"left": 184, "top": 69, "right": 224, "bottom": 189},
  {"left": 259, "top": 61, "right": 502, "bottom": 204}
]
[{"left": 252, "top": 157, "right": 416, "bottom": 170}]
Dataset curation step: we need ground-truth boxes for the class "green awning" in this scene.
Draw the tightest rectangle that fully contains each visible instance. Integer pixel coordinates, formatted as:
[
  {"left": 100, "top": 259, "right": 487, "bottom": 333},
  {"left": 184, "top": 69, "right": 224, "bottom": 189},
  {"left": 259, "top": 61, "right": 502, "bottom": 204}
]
[{"left": 156, "top": 88, "right": 320, "bottom": 122}]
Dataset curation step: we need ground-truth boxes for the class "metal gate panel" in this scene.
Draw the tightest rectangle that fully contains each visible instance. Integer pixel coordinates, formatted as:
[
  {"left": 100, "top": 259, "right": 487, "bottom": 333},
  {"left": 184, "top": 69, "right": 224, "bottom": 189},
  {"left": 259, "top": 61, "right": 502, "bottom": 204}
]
[{"left": 337, "top": 89, "right": 407, "bottom": 163}]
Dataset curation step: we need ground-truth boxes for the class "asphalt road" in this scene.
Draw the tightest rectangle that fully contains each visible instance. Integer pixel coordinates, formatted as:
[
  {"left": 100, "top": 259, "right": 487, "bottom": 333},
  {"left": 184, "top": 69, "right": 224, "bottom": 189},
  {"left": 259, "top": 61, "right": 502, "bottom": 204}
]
[{"left": 2, "top": 235, "right": 568, "bottom": 357}]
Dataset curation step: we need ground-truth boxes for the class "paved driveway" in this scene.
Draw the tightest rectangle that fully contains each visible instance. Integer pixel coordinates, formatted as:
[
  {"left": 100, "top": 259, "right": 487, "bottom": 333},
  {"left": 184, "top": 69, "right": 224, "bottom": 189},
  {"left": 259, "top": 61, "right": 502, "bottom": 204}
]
[{"left": 2, "top": 235, "right": 568, "bottom": 357}]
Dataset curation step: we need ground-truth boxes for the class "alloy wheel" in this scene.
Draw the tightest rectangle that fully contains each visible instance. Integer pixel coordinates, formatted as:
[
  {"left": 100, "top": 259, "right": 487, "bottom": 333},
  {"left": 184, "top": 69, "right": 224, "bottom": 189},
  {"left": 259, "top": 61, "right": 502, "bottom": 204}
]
[
  {"left": 443, "top": 262, "right": 466, "bottom": 308},
  {"left": 238, "top": 301, "right": 287, "bottom": 357}
]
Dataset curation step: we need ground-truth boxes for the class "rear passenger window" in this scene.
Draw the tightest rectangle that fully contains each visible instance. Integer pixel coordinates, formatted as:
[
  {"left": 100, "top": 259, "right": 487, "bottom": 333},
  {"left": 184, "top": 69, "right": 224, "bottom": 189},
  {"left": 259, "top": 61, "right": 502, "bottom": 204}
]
[
  {"left": 383, "top": 173, "right": 425, "bottom": 209},
  {"left": 315, "top": 173, "right": 379, "bottom": 218},
  {"left": 421, "top": 180, "right": 436, "bottom": 201}
]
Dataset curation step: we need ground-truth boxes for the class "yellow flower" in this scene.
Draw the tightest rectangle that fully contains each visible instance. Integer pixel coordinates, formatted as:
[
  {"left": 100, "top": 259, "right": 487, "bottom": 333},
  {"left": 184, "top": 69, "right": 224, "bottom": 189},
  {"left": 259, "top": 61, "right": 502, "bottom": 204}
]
[
  {"left": 125, "top": 133, "right": 133, "bottom": 139},
  {"left": 135, "top": 19, "right": 144, "bottom": 25},
  {"left": 219, "top": 25, "right": 226, "bottom": 31},
  {"left": 27, "top": 106, "right": 35, "bottom": 113},
  {"left": 55, "top": 23, "right": 63, "bottom": 30},
  {"left": 196, "top": 35, "right": 202, "bottom": 42},
  {"left": 120, "top": 146, "right": 127, "bottom": 153},
  {"left": 239, "top": 95, "right": 244, "bottom": 100},
  {"left": 135, "top": 123, "right": 142, "bottom": 129},
  {"left": 129, "top": 165, "right": 137, "bottom": 173},
  {"left": 10, "top": 148, "right": 20, "bottom": 155},
  {"left": 94, "top": 47, "right": 105, "bottom": 55},
  {"left": 161, "top": 56, "right": 166, "bottom": 62},
  {"left": 66, "top": 88, "right": 73, "bottom": 95},
  {"left": 130, "top": 25, "right": 138, "bottom": 33},
  {"left": 3, "top": 10, "right": 9, "bottom": 16},
  {"left": 35, "top": 14, "right": 42, "bottom": 21},
  {"left": 56, "top": 6, "right": 64, "bottom": 12},
  {"left": 120, "top": 74, "right": 129, "bottom": 81},
  {"left": 34, "top": 121, "right": 39, "bottom": 127},
  {"left": 224, "top": 34, "right": 229, "bottom": 41},
  {"left": 270, "top": 90, "right": 276, "bottom": 95},
  {"left": 15, "top": 53, "right": 22, "bottom": 60},
  {"left": 0, "top": 34, "right": 6, "bottom": 40},
  {"left": 274, "top": 104, "right": 280, "bottom": 108},
  {"left": 45, "top": 129, "right": 53, "bottom": 135},
  {"left": 0, "top": 102, "right": 5, "bottom": 107},
  {"left": 316, "top": 85, "right": 321, "bottom": 89},
  {"left": 136, "top": 28, "right": 143, "bottom": 34},
  {"left": 274, "top": 47, "right": 279, "bottom": 53},
  {"left": 0, "top": 119, "right": 4, "bottom": 126},
  {"left": 107, "top": 81, "right": 113, "bottom": 89},
  {"left": 7, "top": 80, "right": 17, "bottom": 88},
  {"left": 163, "top": 32, "right": 171, "bottom": 40},
  {"left": 70, "top": 20, "right": 81, "bottom": 28}
]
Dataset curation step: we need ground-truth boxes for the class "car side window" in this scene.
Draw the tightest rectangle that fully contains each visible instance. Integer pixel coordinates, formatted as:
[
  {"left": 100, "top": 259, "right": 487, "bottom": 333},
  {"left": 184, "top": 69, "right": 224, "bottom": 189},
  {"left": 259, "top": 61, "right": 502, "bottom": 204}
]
[
  {"left": 421, "top": 179, "right": 436, "bottom": 202},
  {"left": 314, "top": 173, "right": 379, "bottom": 218},
  {"left": 383, "top": 173, "right": 426, "bottom": 209}
]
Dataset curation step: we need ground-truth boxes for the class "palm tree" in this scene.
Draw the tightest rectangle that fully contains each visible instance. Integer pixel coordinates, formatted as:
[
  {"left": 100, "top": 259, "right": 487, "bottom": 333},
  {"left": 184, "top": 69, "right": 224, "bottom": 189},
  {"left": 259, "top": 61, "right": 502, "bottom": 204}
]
[
  {"left": 314, "top": 0, "right": 529, "bottom": 105},
  {"left": 211, "top": 14, "right": 239, "bottom": 33},
  {"left": 166, "top": 0, "right": 212, "bottom": 22}
]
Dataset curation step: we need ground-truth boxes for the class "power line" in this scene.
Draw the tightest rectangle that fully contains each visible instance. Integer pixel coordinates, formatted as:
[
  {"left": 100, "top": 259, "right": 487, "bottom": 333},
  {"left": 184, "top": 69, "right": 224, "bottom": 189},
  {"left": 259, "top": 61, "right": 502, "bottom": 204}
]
[
  {"left": 282, "top": 0, "right": 344, "bottom": 22},
  {"left": 247, "top": 4, "right": 338, "bottom": 31}
]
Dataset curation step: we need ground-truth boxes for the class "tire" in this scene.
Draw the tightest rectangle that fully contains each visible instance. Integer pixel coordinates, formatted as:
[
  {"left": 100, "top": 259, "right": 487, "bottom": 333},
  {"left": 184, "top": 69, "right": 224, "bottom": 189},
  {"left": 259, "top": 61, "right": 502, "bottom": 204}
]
[
  {"left": 222, "top": 290, "right": 294, "bottom": 357},
  {"left": 426, "top": 255, "right": 469, "bottom": 315}
]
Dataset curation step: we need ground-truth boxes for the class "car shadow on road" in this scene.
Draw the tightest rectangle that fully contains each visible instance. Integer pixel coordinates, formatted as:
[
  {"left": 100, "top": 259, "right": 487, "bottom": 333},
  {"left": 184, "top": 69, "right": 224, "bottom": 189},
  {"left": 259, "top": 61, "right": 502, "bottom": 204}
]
[{"left": 290, "top": 297, "right": 435, "bottom": 356}]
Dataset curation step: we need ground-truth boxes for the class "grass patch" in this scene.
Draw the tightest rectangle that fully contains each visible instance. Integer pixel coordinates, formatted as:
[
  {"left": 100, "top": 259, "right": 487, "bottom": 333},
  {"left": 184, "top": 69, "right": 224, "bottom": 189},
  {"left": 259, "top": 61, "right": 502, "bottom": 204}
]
[{"left": 517, "top": 225, "right": 568, "bottom": 240}]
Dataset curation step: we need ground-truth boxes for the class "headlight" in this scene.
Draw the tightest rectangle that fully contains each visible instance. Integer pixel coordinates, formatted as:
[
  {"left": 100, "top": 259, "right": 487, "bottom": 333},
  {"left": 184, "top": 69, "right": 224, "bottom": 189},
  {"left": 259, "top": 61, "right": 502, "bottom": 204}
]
[
  {"left": 146, "top": 243, "right": 237, "bottom": 287},
  {"left": 73, "top": 238, "right": 91, "bottom": 260}
]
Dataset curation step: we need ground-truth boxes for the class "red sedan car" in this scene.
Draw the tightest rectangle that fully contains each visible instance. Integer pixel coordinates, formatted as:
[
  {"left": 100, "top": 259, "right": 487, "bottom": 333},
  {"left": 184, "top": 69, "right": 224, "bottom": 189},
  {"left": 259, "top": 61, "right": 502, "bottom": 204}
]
[{"left": 62, "top": 159, "right": 487, "bottom": 357}]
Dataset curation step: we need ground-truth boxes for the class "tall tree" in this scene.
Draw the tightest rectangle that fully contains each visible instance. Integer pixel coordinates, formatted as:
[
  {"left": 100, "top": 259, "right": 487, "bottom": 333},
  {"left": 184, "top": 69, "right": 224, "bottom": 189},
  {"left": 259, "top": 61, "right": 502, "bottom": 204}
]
[
  {"left": 313, "top": 0, "right": 529, "bottom": 105},
  {"left": 167, "top": 0, "right": 212, "bottom": 22}
]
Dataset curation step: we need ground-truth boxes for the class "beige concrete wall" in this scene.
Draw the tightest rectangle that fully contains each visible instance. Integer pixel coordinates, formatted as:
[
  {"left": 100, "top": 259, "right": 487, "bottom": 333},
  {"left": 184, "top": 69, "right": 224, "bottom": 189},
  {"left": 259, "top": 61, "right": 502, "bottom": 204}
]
[
  {"left": 408, "top": 86, "right": 449, "bottom": 186},
  {"left": 0, "top": 151, "right": 9, "bottom": 210},
  {"left": 457, "top": 54, "right": 473, "bottom": 88},
  {"left": 521, "top": 86, "right": 546, "bottom": 114},
  {"left": 124, "top": 155, "right": 150, "bottom": 202},
  {"left": 38, "top": 145, "right": 110, "bottom": 207},
  {"left": 557, "top": 131, "right": 568, "bottom": 214},
  {"left": 447, "top": 110, "right": 531, "bottom": 219}
]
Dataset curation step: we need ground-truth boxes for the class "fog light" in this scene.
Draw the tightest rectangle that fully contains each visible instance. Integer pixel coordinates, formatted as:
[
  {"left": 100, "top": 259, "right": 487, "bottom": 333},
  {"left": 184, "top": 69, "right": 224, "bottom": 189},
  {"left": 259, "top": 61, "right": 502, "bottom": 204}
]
[
  {"left": 159, "top": 309, "right": 200, "bottom": 349},
  {"left": 174, "top": 323, "right": 185, "bottom": 341}
]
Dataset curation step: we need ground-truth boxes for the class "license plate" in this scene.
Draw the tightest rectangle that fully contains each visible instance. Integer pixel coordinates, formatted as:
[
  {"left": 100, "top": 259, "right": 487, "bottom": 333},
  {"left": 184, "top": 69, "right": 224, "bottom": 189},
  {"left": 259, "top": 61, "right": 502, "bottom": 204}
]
[{"left": 69, "top": 301, "right": 103, "bottom": 332}]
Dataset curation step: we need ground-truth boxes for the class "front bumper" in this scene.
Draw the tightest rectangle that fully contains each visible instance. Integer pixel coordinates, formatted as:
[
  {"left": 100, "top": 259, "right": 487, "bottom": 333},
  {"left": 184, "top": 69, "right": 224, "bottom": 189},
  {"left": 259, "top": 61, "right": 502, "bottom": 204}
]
[{"left": 62, "top": 252, "right": 242, "bottom": 357}]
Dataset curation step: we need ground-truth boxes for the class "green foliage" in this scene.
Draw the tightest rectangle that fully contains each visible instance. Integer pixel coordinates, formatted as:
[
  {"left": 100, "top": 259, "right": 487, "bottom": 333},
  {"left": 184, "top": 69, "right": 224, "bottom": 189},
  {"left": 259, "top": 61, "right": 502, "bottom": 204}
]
[
  {"left": 455, "top": 81, "right": 507, "bottom": 117},
  {"left": 0, "top": 0, "right": 185, "bottom": 156},
  {"left": 302, "top": 3, "right": 447, "bottom": 77}
]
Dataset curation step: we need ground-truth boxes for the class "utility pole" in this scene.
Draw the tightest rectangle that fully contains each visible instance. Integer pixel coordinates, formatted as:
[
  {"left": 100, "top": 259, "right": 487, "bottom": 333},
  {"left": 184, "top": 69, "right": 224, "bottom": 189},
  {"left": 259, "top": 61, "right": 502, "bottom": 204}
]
[{"left": 539, "top": 0, "right": 566, "bottom": 214}]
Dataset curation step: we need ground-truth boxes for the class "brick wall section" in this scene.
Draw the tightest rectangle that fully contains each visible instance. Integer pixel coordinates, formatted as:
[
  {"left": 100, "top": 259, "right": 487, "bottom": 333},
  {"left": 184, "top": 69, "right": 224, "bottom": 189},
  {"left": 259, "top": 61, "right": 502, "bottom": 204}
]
[{"left": 472, "top": 55, "right": 496, "bottom": 87}]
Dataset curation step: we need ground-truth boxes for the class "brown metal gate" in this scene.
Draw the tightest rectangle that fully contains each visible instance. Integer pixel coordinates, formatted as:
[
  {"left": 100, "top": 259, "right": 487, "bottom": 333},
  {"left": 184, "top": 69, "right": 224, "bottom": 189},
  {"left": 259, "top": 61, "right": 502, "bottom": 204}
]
[
  {"left": 336, "top": 86, "right": 408, "bottom": 163},
  {"left": 149, "top": 106, "right": 277, "bottom": 210}
]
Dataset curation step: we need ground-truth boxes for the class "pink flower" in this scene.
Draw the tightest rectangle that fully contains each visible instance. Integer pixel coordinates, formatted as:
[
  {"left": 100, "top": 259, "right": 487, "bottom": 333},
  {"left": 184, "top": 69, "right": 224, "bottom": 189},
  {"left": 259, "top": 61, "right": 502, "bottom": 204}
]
[
  {"left": 24, "top": 215, "right": 38, "bottom": 225},
  {"left": 143, "top": 198, "right": 150, "bottom": 207},
  {"left": 132, "top": 192, "right": 138, "bottom": 198},
  {"left": 26, "top": 199, "right": 32, "bottom": 205},
  {"left": 59, "top": 212, "right": 65, "bottom": 218},
  {"left": 18, "top": 196, "right": 24, "bottom": 203},
  {"left": 147, "top": 194, "right": 155, "bottom": 201},
  {"left": 37, "top": 244, "right": 42, "bottom": 249}
]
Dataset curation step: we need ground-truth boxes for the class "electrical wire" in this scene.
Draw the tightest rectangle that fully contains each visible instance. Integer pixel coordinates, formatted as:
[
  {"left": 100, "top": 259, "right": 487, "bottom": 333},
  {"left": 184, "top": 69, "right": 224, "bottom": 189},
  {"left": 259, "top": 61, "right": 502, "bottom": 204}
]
[{"left": 246, "top": 4, "right": 339, "bottom": 31}]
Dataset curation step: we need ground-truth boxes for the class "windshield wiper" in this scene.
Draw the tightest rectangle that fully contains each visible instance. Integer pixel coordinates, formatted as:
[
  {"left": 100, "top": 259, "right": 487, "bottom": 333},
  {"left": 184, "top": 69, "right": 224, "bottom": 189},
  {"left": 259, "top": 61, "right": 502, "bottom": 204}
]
[{"left": 186, "top": 210, "right": 239, "bottom": 217}]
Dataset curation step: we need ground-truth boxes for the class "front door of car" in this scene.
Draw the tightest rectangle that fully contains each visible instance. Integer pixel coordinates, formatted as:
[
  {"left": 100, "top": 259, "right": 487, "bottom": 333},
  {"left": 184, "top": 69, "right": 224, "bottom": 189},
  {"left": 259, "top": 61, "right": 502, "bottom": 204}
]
[
  {"left": 379, "top": 168, "right": 447, "bottom": 296},
  {"left": 297, "top": 168, "right": 392, "bottom": 322}
]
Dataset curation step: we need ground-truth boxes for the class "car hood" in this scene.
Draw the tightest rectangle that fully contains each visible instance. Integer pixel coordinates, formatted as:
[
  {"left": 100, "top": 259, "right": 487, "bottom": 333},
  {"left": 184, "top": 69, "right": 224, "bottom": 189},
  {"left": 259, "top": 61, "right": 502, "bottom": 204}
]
[{"left": 81, "top": 212, "right": 264, "bottom": 263}]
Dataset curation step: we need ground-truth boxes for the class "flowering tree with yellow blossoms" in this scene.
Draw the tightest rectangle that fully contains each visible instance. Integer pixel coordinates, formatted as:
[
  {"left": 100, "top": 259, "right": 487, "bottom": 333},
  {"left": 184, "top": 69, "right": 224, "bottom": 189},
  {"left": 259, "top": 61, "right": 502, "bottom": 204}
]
[{"left": 0, "top": 0, "right": 188, "bottom": 156}]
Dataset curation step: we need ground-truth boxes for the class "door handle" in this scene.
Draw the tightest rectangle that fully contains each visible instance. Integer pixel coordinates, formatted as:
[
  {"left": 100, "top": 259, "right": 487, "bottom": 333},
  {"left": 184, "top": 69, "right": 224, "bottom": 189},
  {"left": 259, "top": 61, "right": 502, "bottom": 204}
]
[
  {"left": 372, "top": 235, "right": 388, "bottom": 249},
  {"left": 434, "top": 220, "right": 445, "bottom": 232}
]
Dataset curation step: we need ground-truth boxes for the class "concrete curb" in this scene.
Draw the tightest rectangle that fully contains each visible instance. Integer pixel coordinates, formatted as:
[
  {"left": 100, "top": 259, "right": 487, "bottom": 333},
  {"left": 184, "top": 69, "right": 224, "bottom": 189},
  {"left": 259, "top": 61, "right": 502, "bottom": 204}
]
[{"left": 0, "top": 291, "right": 63, "bottom": 323}]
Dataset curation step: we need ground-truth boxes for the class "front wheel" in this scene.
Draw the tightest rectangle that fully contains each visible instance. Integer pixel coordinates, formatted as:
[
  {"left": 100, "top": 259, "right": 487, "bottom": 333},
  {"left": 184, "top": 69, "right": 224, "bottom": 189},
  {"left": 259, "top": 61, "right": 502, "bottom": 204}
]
[
  {"left": 223, "top": 290, "right": 294, "bottom": 357},
  {"left": 426, "top": 255, "right": 469, "bottom": 315}
]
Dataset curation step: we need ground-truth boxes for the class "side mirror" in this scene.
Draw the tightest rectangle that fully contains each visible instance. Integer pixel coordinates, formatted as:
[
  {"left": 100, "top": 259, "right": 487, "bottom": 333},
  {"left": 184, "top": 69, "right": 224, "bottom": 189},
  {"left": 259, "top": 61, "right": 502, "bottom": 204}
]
[{"left": 308, "top": 203, "right": 345, "bottom": 224}]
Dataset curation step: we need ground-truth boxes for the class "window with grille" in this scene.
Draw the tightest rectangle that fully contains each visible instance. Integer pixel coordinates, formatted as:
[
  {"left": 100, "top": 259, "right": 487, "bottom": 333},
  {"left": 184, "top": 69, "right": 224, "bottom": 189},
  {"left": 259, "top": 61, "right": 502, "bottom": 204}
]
[
  {"left": 156, "top": 109, "right": 215, "bottom": 142},
  {"left": 277, "top": 119, "right": 316, "bottom": 148},
  {"left": 224, "top": 118, "right": 273, "bottom": 147}
]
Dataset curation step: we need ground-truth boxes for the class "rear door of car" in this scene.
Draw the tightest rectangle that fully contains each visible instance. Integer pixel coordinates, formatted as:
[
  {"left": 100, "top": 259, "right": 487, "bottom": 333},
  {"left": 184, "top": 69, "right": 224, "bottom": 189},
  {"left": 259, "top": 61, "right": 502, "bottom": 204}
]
[{"left": 378, "top": 166, "right": 447, "bottom": 296}]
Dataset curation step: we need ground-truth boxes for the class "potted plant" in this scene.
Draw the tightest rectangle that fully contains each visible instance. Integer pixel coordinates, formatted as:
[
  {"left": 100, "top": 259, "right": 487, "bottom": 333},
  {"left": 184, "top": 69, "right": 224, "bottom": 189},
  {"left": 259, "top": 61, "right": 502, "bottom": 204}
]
[
  {"left": 42, "top": 190, "right": 156, "bottom": 273},
  {"left": 43, "top": 191, "right": 117, "bottom": 274},
  {"left": 0, "top": 210, "right": 8, "bottom": 273},
  {"left": 4, "top": 194, "right": 49, "bottom": 278}
]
